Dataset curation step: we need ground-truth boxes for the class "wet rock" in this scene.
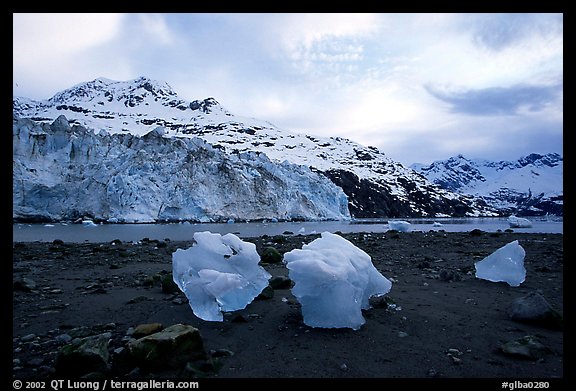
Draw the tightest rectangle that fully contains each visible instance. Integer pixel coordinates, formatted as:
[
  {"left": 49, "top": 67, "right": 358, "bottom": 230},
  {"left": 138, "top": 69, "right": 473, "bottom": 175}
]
[
  {"left": 132, "top": 323, "right": 164, "bottom": 338},
  {"left": 55, "top": 332, "right": 111, "bottom": 376},
  {"left": 14, "top": 278, "right": 37, "bottom": 292},
  {"left": 67, "top": 323, "right": 116, "bottom": 338},
  {"left": 21, "top": 334, "right": 37, "bottom": 342},
  {"left": 256, "top": 285, "right": 274, "bottom": 300},
  {"left": 269, "top": 276, "right": 292, "bottom": 290},
  {"left": 500, "top": 335, "right": 550, "bottom": 360},
  {"left": 260, "top": 247, "right": 283, "bottom": 264},
  {"left": 127, "top": 324, "right": 206, "bottom": 371},
  {"left": 439, "top": 269, "right": 462, "bottom": 282},
  {"left": 55, "top": 334, "right": 72, "bottom": 344},
  {"left": 161, "top": 273, "right": 179, "bottom": 294},
  {"left": 508, "top": 292, "right": 563, "bottom": 330}
]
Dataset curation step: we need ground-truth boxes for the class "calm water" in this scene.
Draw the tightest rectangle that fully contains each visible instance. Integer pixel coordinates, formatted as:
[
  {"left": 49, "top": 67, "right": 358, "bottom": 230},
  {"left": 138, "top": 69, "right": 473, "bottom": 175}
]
[{"left": 12, "top": 216, "right": 563, "bottom": 243}]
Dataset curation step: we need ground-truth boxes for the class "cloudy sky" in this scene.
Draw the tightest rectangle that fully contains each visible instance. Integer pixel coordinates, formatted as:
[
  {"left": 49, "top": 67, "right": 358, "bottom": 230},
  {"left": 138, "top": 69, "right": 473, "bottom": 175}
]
[{"left": 13, "top": 13, "right": 563, "bottom": 165}]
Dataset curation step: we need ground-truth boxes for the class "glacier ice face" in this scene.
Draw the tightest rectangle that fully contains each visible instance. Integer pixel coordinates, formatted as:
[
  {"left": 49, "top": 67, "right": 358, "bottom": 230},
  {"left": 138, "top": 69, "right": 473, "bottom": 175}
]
[
  {"left": 172, "top": 232, "right": 272, "bottom": 321},
  {"left": 474, "top": 240, "right": 526, "bottom": 287},
  {"left": 283, "top": 232, "right": 392, "bottom": 330},
  {"left": 13, "top": 116, "right": 350, "bottom": 223}
]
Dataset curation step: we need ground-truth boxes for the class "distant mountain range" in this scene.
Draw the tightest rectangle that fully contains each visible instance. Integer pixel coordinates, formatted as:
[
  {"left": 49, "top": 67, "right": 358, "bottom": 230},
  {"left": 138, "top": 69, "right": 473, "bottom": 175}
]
[
  {"left": 13, "top": 76, "right": 561, "bottom": 222},
  {"left": 411, "top": 153, "right": 563, "bottom": 216}
]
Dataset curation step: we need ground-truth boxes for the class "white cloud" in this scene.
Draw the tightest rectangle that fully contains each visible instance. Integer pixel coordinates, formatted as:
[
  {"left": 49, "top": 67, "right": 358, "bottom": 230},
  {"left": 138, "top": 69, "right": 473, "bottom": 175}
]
[
  {"left": 13, "top": 13, "right": 123, "bottom": 60},
  {"left": 13, "top": 13, "right": 125, "bottom": 98},
  {"left": 12, "top": 13, "right": 563, "bottom": 165},
  {"left": 135, "top": 13, "right": 176, "bottom": 45}
]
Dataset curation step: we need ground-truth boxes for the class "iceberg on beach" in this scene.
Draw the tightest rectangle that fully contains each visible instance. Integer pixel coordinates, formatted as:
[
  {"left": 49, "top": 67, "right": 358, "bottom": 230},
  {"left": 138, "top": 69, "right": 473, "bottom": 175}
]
[
  {"left": 283, "top": 232, "right": 392, "bottom": 330},
  {"left": 474, "top": 240, "right": 526, "bottom": 287},
  {"left": 388, "top": 220, "right": 411, "bottom": 232},
  {"left": 172, "top": 232, "right": 271, "bottom": 321},
  {"left": 508, "top": 215, "right": 533, "bottom": 228}
]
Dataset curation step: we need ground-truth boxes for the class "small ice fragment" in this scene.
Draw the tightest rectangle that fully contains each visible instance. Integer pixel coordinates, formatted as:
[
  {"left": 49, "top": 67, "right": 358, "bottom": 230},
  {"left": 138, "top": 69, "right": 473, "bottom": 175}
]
[
  {"left": 389, "top": 220, "right": 411, "bottom": 232},
  {"left": 474, "top": 240, "right": 526, "bottom": 287},
  {"left": 507, "top": 215, "right": 532, "bottom": 228},
  {"left": 283, "top": 232, "right": 392, "bottom": 330},
  {"left": 172, "top": 231, "right": 271, "bottom": 321}
]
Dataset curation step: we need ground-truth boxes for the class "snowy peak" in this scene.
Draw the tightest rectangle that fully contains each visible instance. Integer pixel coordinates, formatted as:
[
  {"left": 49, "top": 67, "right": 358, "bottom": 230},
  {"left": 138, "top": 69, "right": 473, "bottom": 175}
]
[
  {"left": 411, "top": 153, "right": 563, "bottom": 216},
  {"left": 49, "top": 76, "right": 179, "bottom": 106},
  {"left": 411, "top": 154, "right": 485, "bottom": 191},
  {"left": 13, "top": 76, "right": 238, "bottom": 135},
  {"left": 516, "top": 153, "right": 562, "bottom": 168}
]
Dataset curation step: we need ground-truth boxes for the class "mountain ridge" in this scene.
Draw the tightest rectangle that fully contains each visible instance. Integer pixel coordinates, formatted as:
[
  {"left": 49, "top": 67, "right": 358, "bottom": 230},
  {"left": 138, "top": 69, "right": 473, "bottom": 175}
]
[
  {"left": 14, "top": 76, "right": 507, "bottom": 220},
  {"left": 411, "top": 153, "right": 563, "bottom": 216}
]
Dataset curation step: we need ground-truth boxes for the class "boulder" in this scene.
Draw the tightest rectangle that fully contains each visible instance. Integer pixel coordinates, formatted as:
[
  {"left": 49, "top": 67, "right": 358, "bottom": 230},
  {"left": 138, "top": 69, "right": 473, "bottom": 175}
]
[
  {"left": 508, "top": 292, "right": 563, "bottom": 330},
  {"left": 127, "top": 324, "right": 206, "bottom": 371},
  {"left": 13, "top": 277, "right": 37, "bottom": 292},
  {"left": 260, "top": 247, "right": 283, "bottom": 264},
  {"left": 500, "top": 335, "right": 550, "bottom": 360},
  {"left": 55, "top": 332, "right": 111, "bottom": 376},
  {"left": 132, "top": 323, "right": 164, "bottom": 338}
]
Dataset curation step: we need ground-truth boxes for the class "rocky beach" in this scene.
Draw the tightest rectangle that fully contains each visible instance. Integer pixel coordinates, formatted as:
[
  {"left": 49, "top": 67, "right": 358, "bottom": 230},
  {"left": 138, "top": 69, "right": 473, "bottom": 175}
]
[{"left": 11, "top": 230, "right": 563, "bottom": 382}]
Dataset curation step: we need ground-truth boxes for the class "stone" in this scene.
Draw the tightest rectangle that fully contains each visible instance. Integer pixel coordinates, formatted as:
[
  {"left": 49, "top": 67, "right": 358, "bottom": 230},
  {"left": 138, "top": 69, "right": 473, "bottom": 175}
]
[
  {"left": 127, "top": 324, "right": 206, "bottom": 371},
  {"left": 260, "top": 247, "right": 283, "bottom": 264},
  {"left": 55, "top": 332, "right": 111, "bottom": 376},
  {"left": 508, "top": 292, "right": 563, "bottom": 330},
  {"left": 439, "top": 269, "right": 462, "bottom": 282},
  {"left": 161, "top": 273, "right": 179, "bottom": 294},
  {"left": 269, "top": 276, "right": 292, "bottom": 290},
  {"left": 132, "top": 323, "right": 164, "bottom": 338},
  {"left": 500, "top": 335, "right": 549, "bottom": 360},
  {"left": 13, "top": 278, "right": 37, "bottom": 292},
  {"left": 256, "top": 285, "right": 274, "bottom": 300}
]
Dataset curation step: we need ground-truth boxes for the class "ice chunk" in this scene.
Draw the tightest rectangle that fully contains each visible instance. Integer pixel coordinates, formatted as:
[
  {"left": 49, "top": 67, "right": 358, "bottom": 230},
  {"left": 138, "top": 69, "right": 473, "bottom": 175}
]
[
  {"left": 508, "top": 215, "right": 533, "bottom": 228},
  {"left": 388, "top": 220, "right": 411, "bottom": 232},
  {"left": 172, "top": 231, "right": 271, "bottom": 321},
  {"left": 474, "top": 240, "right": 526, "bottom": 287},
  {"left": 283, "top": 232, "right": 392, "bottom": 330}
]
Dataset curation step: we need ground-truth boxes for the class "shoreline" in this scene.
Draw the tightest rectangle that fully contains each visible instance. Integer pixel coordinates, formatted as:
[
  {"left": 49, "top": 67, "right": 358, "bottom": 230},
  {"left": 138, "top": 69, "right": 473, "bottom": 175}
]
[{"left": 12, "top": 231, "right": 563, "bottom": 379}]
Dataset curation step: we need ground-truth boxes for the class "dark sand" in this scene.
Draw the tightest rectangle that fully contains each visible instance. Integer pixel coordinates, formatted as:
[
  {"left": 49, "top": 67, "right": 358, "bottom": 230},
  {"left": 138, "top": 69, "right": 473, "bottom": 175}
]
[{"left": 12, "top": 231, "right": 564, "bottom": 382}]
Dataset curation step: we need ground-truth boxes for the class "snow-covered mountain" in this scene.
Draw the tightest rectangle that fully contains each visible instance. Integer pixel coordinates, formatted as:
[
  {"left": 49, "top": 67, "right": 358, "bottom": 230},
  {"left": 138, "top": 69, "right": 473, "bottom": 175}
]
[
  {"left": 411, "top": 154, "right": 563, "bottom": 216},
  {"left": 13, "top": 76, "right": 498, "bottom": 221},
  {"left": 13, "top": 115, "right": 350, "bottom": 223}
]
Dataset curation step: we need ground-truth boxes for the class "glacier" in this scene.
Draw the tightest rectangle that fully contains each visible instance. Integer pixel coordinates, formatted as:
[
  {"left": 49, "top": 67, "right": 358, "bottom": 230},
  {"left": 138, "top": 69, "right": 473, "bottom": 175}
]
[
  {"left": 13, "top": 76, "right": 501, "bottom": 219},
  {"left": 283, "top": 232, "right": 392, "bottom": 330},
  {"left": 474, "top": 240, "right": 526, "bottom": 287},
  {"left": 13, "top": 115, "right": 350, "bottom": 223},
  {"left": 172, "top": 232, "right": 271, "bottom": 321}
]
